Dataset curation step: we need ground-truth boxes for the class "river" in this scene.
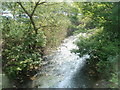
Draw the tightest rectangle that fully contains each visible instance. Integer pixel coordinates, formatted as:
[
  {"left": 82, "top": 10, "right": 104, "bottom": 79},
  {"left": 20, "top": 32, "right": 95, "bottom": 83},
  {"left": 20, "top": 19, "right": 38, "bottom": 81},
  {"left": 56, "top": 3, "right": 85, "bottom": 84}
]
[{"left": 27, "top": 33, "right": 97, "bottom": 88}]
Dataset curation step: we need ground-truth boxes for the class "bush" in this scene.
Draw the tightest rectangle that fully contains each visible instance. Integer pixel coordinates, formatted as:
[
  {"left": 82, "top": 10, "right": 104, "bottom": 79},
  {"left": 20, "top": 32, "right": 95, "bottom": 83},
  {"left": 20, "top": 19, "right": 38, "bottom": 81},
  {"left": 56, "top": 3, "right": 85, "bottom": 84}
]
[
  {"left": 2, "top": 18, "right": 46, "bottom": 85},
  {"left": 75, "top": 28, "right": 119, "bottom": 80}
]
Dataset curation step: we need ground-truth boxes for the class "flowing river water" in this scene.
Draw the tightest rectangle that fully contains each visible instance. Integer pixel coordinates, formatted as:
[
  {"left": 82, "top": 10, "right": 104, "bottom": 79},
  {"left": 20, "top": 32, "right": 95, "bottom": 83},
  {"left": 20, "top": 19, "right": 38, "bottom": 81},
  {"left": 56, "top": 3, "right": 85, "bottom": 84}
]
[{"left": 27, "top": 33, "right": 97, "bottom": 88}]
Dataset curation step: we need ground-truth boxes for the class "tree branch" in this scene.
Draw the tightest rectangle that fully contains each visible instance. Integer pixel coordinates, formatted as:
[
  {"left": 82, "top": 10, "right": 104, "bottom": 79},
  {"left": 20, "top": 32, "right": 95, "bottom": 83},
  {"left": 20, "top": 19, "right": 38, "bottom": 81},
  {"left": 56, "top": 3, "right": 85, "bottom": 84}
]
[
  {"left": 17, "top": 2, "right": 31, "bottom": 17},
  {"left": 17, "top": 1, "right": 47, "bottom": 34},
  {"left": 31, "top": 0, "right": 40, "bottom": 16},
  {"left": 31, "top": 1, "right": 47, "bottom": 16},
  {"left": 17, "top": 2, "right": 38, "bottom": 34},
  {"left": 38, "top": 1, "right": 47, "bottom": 5}
]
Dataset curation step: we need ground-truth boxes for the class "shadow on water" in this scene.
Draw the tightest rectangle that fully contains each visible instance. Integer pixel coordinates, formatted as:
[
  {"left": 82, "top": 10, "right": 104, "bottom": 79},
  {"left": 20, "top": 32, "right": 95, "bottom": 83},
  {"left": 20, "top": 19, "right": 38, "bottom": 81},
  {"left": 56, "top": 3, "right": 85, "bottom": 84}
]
[{"left": 70, "top": 65, "right": 97, "bottom": 88}]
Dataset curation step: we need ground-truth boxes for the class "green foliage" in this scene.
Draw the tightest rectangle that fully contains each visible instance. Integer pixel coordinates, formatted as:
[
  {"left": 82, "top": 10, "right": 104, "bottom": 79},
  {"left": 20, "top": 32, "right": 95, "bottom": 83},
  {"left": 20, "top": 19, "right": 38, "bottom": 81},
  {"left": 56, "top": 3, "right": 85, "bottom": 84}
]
[
  {"left": 75, "top": 2, "right": 119, "bottom": 88},
  {"left": 36, "top": 30, "right": 46, "bottom": 47},
  {"left": 76, "top": 28, "right": 119, "bottom": 80},
  {"left": 2, "top": 18, "right": 44, "bottom": 84},
  {"left": 2, "top": 1, "right": 119, "bottom": 88},
  {"left": 2, "top": 2, "right": 73, "bottom": 86},
  {"left": 109, "top": 72, "right": 118, "bottom": 88}
]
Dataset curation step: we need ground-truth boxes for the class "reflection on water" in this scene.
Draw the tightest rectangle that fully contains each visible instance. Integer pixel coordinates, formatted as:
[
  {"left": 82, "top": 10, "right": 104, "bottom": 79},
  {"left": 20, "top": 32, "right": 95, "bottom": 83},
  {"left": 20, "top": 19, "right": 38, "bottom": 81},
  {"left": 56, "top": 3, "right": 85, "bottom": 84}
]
[{"left": 30, "top": 33, "right": 96, "bottom": 88}]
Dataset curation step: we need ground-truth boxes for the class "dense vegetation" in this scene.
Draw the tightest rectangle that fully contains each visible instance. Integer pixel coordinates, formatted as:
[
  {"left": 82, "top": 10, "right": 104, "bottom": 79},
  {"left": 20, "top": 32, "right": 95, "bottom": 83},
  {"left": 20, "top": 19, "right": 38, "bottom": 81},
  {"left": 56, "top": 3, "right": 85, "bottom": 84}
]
[
  {"left": 1, "top": 1, "right": 119, "bottom": 88},
  {"left": 74, "top": 2, "right": 119, "bottom": 88},
  {"left": 1, "top": 2, "right": 76, "bottom": 87}
]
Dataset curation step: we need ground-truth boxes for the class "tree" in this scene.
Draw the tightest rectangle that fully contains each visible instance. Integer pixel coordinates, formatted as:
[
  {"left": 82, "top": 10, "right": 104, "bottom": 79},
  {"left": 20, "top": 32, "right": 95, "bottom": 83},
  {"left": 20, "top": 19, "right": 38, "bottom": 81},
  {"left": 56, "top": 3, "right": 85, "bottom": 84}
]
[
  {"left": 75, "top": 2, "right": 119, "bottom": 88},
  {"left": 17, "top": 1, "right": 46, "bottom": 34},
  {"left": 2, "top": 1, "right": 72, "bottom": 87}
]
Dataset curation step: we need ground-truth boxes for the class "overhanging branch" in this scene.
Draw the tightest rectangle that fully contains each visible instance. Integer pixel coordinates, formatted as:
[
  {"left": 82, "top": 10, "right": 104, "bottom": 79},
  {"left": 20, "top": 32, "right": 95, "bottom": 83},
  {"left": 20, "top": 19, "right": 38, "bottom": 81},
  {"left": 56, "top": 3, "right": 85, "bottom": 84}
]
[
  {"left": 38, "top": 1, "right": 47, "bottom": 5},
  {"left": 17, "top": 2, "right": 31, "bottom": 17},
  {"left": 31, "top": 0, "right": 41, "bottom": 16}
]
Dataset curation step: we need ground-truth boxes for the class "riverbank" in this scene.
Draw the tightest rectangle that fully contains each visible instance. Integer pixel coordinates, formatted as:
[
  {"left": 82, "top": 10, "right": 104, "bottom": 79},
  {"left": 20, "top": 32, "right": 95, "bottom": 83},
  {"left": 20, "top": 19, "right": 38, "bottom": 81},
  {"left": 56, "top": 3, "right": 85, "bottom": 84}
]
[{"left": 25, "top": 33, "right": 98, "bottom": 88}]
